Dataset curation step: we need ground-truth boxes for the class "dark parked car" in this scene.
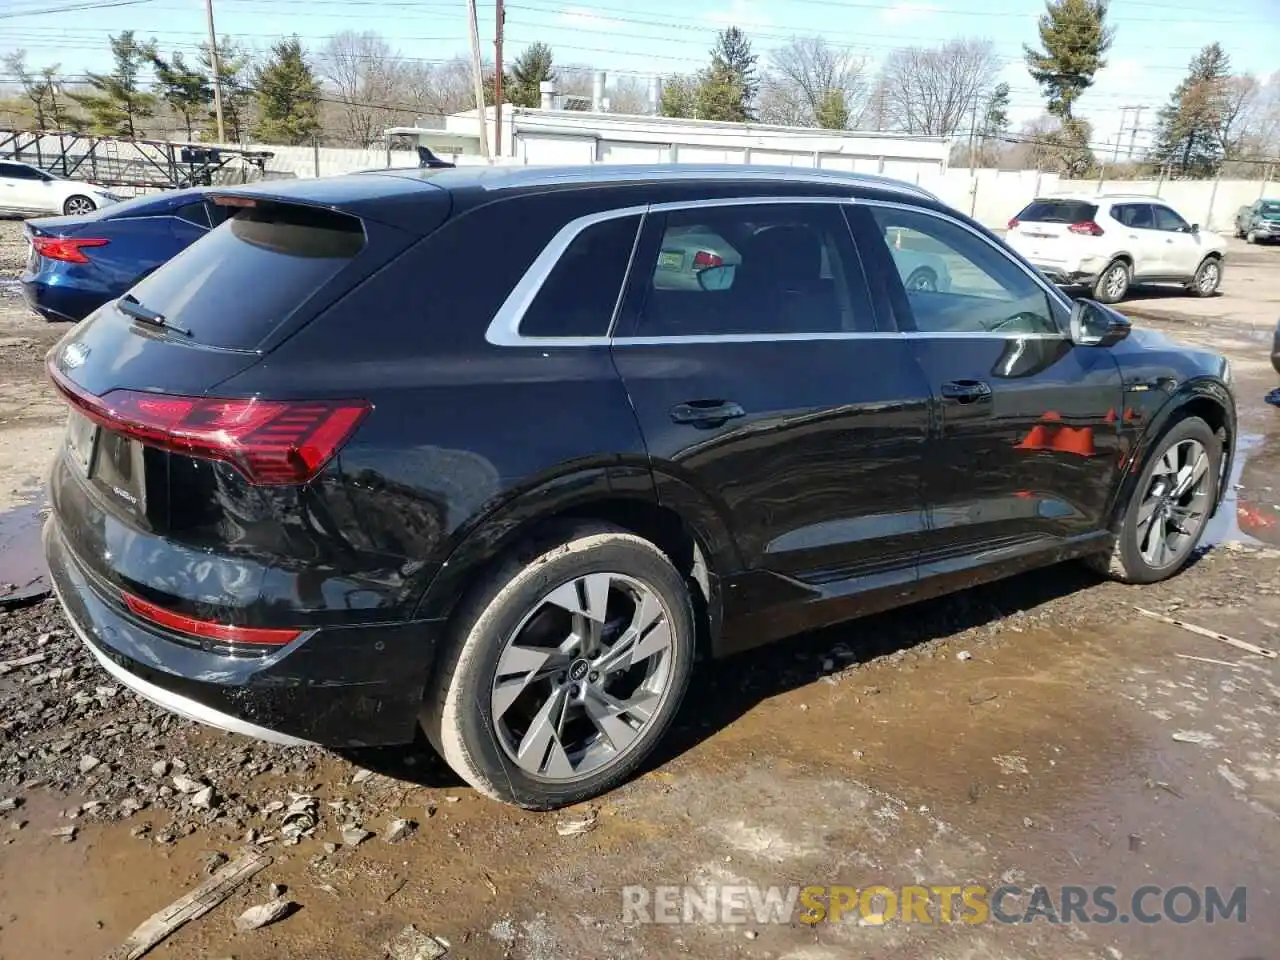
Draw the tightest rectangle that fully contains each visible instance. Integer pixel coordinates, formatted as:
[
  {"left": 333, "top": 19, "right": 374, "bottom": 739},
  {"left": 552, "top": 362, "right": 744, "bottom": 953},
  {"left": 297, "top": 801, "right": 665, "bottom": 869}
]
[
  {"left": 20, "top": 188, "right": 227, "bottom": 322},
  {"left": 43, "top": 165, "right": 1237, "bottom": 810},
  {"left": 1272, "top": 317, "right": 1280, "bottom": 375},
  {"left": 1235, "top": 199, "right": 1280, "bottom": 243}
]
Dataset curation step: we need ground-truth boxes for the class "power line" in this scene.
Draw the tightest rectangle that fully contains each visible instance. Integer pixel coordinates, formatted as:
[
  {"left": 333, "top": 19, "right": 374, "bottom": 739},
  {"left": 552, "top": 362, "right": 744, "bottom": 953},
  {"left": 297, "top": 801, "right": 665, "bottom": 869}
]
[{"left": 0, "top": 0, "right": 155, "bottom": 18}]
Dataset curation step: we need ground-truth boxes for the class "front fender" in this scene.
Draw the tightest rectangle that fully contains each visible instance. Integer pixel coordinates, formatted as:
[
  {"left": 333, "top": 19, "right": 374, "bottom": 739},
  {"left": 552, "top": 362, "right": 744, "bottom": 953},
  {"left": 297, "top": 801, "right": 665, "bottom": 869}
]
[{"left": 1106, "top": 376, "right": 1236, "bottom": 530}]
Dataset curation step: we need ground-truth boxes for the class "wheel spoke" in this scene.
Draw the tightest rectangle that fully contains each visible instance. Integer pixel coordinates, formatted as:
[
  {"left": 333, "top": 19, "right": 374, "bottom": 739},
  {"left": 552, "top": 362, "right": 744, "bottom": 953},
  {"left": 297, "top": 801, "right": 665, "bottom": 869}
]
[
  {"left": 1173, "top": 448, "right": 1208, "bottom": 498},
  {"left": 515, "top": 686, "right": 575, "bottom": 777},
  {"left": 593, "top": 590, "right": 669, "bottom": 675},
  {"left": 582, "top": 685, "right": 655, "bottom": 754},
  {"left": 1135, "top": 495, "right": 1160, "bottom": 533},
  {"left": 492, "top": 643, "right": 570, "bottom": 719},
  {"left": 544, "top": 573, "right": 613, "bottom": 623}
]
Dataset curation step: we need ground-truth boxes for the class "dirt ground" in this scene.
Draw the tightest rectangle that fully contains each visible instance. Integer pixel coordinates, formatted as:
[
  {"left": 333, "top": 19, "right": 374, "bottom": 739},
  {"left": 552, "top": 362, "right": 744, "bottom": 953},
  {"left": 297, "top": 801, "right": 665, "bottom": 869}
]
[{"left": 0, "top": 218, "right": 1278, "bottom": 960}]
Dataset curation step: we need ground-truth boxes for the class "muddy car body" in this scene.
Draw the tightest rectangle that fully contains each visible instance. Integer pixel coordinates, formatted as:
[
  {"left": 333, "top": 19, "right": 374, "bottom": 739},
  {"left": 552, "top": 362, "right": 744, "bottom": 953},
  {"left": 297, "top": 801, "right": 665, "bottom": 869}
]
[{"left": 44, "top": 165, "right": 1236, "bottom": 809}]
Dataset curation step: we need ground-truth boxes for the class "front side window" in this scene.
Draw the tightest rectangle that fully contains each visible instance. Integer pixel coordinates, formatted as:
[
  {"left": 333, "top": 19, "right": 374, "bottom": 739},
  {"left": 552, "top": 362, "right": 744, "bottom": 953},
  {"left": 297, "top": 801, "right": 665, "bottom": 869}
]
[
  {"left": 626, "top": 202, "right": 871, "bottom": 338},
  {"left": 1152, "top": 205, "right": 1191, "bottom": 232},
  {"left": 868, "top": 206, "right": 1060, "bottom": 336},
  {"left": 519, "top": 214, "right": 641, "bottom": 338}
]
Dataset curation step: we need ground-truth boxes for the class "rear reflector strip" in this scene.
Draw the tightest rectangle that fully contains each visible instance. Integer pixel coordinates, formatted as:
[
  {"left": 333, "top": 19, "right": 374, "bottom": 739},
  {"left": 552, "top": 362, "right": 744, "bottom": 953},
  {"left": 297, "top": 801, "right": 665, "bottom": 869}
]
[
  {"left": 47, "top": 362, "right": 370, "bottom": 485},
  {"left": 121, "top": 590, "right": 301, "bottom": 646}
]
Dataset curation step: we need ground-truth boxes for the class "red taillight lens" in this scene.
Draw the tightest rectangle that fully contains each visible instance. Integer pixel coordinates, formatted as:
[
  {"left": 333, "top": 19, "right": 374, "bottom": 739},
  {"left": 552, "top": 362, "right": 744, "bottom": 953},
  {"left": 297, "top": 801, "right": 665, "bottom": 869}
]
[
  {"left": 1007, "top": 218, "right": 1020, "bottom": 230},
  {"left": 1068, "top": 221, "right": 1105, "bottom": 236},
  {"left": 31, "top": 235, "right": 109, "bottom": 264},
  {"left": 121, "top": 589, "right": 301, "bottom": 646},
  {"left": 47, "top": 363, "right": 369, "bottom": 485},
  {"left": 692, "top": 250, "right": 723, "bottom": 269}
]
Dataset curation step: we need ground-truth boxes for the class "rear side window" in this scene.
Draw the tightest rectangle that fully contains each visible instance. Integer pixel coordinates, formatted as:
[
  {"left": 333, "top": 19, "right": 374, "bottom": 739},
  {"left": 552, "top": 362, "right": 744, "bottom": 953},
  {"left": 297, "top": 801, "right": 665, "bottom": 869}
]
[
  {"left": 124, "top": 202, "right": 365, "bottom": 349},
  {"left": 174, "top": 201, "right": 210, "bottom": 227},
  {"left": 1113, "top": 204, "right": 1154, "bottom": 228},
  {"left": 519, "top": 214, "right": 640, "bottom": 337},
  {"left": 1015, "top": 199, "right": 1098, "bottom": 224}
]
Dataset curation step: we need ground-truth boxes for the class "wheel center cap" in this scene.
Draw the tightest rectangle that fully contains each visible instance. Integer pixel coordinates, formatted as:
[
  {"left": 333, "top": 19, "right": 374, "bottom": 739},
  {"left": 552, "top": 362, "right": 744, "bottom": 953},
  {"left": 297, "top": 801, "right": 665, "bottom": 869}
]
[{"left": 568, "top": 659, "right": 591, "bottom": 683}]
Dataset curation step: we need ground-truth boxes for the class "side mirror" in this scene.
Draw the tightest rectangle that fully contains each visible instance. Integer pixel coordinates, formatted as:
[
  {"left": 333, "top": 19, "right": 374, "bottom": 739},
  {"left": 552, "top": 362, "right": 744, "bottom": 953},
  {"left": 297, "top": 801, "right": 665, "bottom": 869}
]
[
  {"left": 696, "top": 264, "right": 735, "bottom": 292},
  {"left": 1069, "top": 298, "right": 1131, "bottom": 347},
  {"left": 1190, "top": 223, "right": 1200, "bottom": 235}
]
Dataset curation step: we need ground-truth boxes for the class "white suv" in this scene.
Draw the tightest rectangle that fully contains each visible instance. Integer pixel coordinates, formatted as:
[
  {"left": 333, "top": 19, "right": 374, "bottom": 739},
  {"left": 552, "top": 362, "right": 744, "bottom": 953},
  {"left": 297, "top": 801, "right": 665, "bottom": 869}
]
[
  {"left": 1005, "top": 194, "right": 1227, "bottom": 304},
  {"left": 0, "top": 160, "right": 122, "bottom": 217}
]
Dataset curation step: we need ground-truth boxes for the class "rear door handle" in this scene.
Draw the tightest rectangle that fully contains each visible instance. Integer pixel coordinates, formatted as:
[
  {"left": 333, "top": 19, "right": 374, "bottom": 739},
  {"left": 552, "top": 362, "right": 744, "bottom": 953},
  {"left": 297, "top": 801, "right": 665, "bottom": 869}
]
[
  {"left": 940, "top": 380, "right": 992, "bottom": 403},
  {"left": 670, "top": 400, "right": 745, "bottom": 426}
]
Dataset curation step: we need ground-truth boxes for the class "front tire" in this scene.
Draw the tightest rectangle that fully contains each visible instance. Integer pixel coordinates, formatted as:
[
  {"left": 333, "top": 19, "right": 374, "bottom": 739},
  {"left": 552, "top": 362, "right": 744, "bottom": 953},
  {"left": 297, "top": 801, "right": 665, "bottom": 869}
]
[
  {"left": 422, "top": 522, "right": 696, "bottom": 810},
  {"left": 905, "top": 266, "right": 938, "bottom": 292},
  {"left": 1188, "top": 257, "right": 1222, "bottom": 297},
  {"left": 63, "top": 195, "right": 96, "bottom": 216},
  {"left": 1088, "top": 416, "right": 1221, "bottom": 584},
  {"left": 1093, "top": 259, "right": 1130, "bottom": 304}
]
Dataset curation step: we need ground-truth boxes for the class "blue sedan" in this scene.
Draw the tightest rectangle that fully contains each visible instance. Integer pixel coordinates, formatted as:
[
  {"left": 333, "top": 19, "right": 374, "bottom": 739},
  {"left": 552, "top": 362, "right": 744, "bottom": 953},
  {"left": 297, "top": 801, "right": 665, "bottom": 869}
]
[{"left": 20, "top": 188, "right": 227, "bottom": 322}]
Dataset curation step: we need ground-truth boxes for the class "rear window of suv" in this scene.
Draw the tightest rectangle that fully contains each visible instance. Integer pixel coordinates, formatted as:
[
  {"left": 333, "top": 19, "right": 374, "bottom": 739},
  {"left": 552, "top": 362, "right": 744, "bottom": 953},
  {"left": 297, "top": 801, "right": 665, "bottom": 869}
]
[
  {"left": 1014, "top": 199, "right": 1098, "bottom": 223},
  {"left": 122, "top": 201, "right": 365, "bottom": 350}
]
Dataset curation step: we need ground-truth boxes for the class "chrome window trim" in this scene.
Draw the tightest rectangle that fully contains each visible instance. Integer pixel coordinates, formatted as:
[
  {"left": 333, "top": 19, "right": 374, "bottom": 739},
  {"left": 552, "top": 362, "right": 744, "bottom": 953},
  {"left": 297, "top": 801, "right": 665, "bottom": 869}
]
[{"left": 484, "top": 194, "right": 1074, "bottom": 348}]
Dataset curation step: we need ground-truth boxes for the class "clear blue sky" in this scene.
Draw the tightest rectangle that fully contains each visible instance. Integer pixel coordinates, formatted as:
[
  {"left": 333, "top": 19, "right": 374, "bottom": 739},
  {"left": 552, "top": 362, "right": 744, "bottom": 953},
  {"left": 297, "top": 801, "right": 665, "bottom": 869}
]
[{"left": 2, "top": 0, "right": 1277, "bottom": 151}]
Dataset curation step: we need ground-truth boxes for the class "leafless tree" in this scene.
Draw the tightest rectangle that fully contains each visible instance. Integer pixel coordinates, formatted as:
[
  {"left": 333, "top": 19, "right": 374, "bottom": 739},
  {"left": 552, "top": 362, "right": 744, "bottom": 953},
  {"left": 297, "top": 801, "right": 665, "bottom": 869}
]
[
  {"left": 318, "top": 30, "right": 412, "bottom": 146},
  {"left": 1217, "top": 73, "right": 1259, "bottom": 157},
  {"left": 402, "top": 58, "right": 478, "bottom": 126},
  {"left": 608, "top": 76, "right": 652, "bottom": 114},
  {"left": 880, "top": 38, "right": 1000, "bottom": 137},
  {"left": 758, "top": 37, "right": 868, "bottom": 128}
]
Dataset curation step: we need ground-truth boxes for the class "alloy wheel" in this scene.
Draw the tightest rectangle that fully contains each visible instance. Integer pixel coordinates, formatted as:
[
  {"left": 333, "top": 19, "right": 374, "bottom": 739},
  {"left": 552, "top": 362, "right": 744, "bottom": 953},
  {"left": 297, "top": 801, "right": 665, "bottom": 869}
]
[
  {"left": 65, "top": 196, "right": 94, "bottom": 216},
  {"left": 1104, "top": 264, "right": 1128, "bottom": 300},
  {"left": 1135, "top": 438, "right": 1212, "bottom": 570},
  {"left": 490, "top": 572, "right": 676, "bottom": 781},
  {"left": 905, "top": 268, "right": 937, "bottom": 293},
  {"left": 1197, "top": 261, "right": 1220, "bottom": 294}
]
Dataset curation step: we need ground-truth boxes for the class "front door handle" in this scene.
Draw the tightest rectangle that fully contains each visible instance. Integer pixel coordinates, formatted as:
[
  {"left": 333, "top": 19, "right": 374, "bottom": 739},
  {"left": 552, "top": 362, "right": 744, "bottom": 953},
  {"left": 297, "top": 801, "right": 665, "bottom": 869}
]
[
  {"left": 940, "top": 380, "right": 991, "bottom": 403},
  {"left": 670, "top": 399, "right": 745, "bottom": 426}
]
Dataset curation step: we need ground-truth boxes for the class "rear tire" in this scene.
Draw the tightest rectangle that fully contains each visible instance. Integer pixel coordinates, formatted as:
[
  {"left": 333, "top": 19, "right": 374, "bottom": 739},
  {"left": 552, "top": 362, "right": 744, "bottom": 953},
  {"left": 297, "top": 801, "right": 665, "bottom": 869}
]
[
  {"left": 1092, "top": 259, "right": 1130, "bottom": 304},
  {"left": 905, "top": 266, "right": 938, "bottom": 292},
  {"left": 63, "top": 195, "right": 96, "bottom": 216},
  {"left": 421, "top": 522, "right": 696, "bottom": 810},
  {"left": 1086, "top": 416, "right": 1220, "bottom": 584},
  {"left": 1188, "top": 257, "right": 1222, "bottom": 297}
]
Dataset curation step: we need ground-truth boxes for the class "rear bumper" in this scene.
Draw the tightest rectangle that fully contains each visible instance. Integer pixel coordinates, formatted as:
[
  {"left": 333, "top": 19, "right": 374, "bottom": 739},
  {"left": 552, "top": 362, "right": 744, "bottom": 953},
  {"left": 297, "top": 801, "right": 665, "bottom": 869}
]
[
  {"left": 44, "top": 517, "right": 443, "bottom": 747},
  {"left": 19, "top": 277, "right": 104, "bottom": 323}
]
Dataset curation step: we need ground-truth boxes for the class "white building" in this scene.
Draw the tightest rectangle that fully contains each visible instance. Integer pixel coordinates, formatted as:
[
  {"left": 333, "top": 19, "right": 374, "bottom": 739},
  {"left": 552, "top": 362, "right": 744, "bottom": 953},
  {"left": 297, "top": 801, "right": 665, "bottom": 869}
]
[{"left": 388, "top": 103, "right": 952, "bottom": 181}]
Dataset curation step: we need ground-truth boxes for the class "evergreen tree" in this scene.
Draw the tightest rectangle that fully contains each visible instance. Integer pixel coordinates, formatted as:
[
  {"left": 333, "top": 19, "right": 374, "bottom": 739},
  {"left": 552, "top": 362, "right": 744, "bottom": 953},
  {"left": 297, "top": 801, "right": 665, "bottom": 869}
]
[
  {"left": 1024, "top": 0, "right": 1114, "bottom": 120},
  {"left": 980, "top": 82, "right": 1011, "bottom": 140},
  {"left": 252, "top": 37, "right": 321, "bottom": 145},
  {"left": 1152, "top": 43, "right": 1232, "bottom": 177},
  {"left": 660, "top": 75, "right": 698, "bottom": 118},
  {"left": 694, "top": 60, "right": 748, "bottom": 122},
  {"left": 200, "top": 37, "right": 253, "bottom": 142},
  {"left": 814, "top": 89, "right": 849, "bottom": 130},
  {"left": 506, "top": 42, "right": 554, "bottom": 108},
  {"left": 70, "top": 31, "right": 158, "bottom": 137},
  {"left": 710, "top": 26, "right": 757, "bottom": 119},
  {"left": 151, "top": 51, "right": 212, "bottom": 140}
]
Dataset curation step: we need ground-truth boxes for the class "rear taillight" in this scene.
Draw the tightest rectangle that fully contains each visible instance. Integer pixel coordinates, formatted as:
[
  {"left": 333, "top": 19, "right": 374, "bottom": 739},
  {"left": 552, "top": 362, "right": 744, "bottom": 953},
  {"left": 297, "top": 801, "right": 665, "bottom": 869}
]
[
  {"left": 47, "top": 363, "right": 369, "bottom": 485},
  {"left": 692, "top": 250, "right": 723, "bottom": 269},
  {"left": 1068, "top": 221, "right": 1105, "bottom": 236},
  {"left": 31, "top": 235, "right": 109, "bottom": 264},
  {"left": 1007, "top": 218, "right": 1020, "bottom": 230},
  {"left": 121, "top": 589, "right": 301, "bottom": 646}
]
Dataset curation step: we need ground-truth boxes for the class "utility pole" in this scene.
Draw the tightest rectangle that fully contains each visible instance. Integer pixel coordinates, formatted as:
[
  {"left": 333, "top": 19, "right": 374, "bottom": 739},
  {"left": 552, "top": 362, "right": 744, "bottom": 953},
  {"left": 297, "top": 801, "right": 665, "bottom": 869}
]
[
  {"left": 204, "top": 0, "right": 226, "bottom": 143},
  {"left": 494, "top": 0, "right": 504, "bottom": 158},
  {"left": 966, "top": 97, "right": 979, "bottom": 175},
  {"left": 1113, "top": 106, "right": 1129, "bottom": 163},
  {"left": 1125, "top": 104, "right": 1145, "bottom": 161},
  {"left": 466, "top": 0, "right": 491, "bottom": 158}
]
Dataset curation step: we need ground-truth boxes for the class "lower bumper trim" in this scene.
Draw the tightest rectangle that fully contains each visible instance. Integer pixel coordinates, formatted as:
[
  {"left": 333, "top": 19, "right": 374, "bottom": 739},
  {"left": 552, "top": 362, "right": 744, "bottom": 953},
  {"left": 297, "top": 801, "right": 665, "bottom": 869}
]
[{"left": 55, "top": 573, "right": 314, "bottom": 747}]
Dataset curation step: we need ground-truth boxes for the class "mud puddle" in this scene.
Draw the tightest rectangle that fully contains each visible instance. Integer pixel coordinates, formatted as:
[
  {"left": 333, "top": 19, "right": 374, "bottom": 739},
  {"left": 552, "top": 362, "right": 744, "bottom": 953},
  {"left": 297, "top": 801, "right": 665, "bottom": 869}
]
[{"left": 0, "top": 497, "right": 50, "bottom": 604}]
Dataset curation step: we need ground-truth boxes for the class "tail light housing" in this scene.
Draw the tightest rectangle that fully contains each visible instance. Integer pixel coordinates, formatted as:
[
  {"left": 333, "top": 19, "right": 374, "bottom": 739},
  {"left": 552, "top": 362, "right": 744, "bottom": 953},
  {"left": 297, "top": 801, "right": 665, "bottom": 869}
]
[
  {"left": 31, "top": 235, "right": 109, "bottom": 263},
  {"left": 1068, "top": 221, "right": 1105, "bottom": 236},
  {"left": 121, "top": 589, "right": 301, "bottom": 646},
  {"left": 48, "top": 363, "right": 369, "bottom": 485},
  {"left": 1007, "top": 218, "right": 1020, "bottom": 230},
  {"left": 692, "top": 250, "right": 723, "bottom": 269}
]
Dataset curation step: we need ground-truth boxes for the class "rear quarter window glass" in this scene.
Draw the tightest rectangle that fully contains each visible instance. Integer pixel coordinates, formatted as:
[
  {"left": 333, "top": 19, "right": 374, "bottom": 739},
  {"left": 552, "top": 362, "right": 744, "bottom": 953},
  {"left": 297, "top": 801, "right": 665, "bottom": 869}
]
[
  {"left": 1015, "top": 199, "right": 1098, "bottom": 223},
  {"left": 124, "top": 203, "right": 365, "bottom": 350},
  {"left": 519, "top": 214, "right": 640, "bottom": 337}
]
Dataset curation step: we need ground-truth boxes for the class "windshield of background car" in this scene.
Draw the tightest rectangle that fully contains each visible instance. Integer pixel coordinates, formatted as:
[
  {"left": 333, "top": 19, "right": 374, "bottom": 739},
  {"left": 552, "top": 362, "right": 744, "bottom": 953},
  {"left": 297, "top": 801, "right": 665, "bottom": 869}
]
[{"left": 1260, "top": 202, "right": 1280, "bottom": 217}]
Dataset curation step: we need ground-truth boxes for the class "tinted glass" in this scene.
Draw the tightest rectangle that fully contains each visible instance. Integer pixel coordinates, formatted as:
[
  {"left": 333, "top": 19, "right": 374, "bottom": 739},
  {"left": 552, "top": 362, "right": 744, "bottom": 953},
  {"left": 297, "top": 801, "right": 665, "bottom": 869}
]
[
  {"left": 0, "top": 163, "right": 41, "bottom": 180},
  {"left": 1152, "top": 205, "right": 1190, "bottom": 231},
  {"left": 124, "top": 203, "right": 365, "bottom": 349},
  {"left": 1259, "top": 201, "right": 1280, "bottom": 216},
  {"left": 628, "top": 203, "right": 869, "bottom": 337},
  {"left": 1114, "top": 203, "right": 1154, "bottom": 228},
  {"left": 1015, "top": 199, "right": 1097, "bottom": 223},
  {"left": 174, "top": 201, "right": 210, "bottom": 227},
  {"left": 519, "top": 214, "right": 640, "bottom": 337},
  {"left": 869, "top": 207, "right": 1059, "bottom": 336}
]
